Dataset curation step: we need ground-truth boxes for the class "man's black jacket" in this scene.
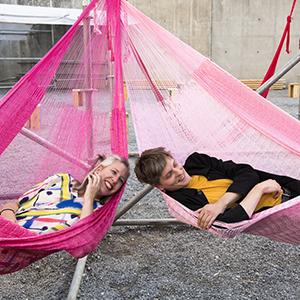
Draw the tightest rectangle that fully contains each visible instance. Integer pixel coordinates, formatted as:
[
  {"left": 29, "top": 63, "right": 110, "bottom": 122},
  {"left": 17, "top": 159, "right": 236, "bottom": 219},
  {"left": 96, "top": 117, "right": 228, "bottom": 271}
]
[{"left": 166, "top": 152, "right": 300, "bottom": 222}]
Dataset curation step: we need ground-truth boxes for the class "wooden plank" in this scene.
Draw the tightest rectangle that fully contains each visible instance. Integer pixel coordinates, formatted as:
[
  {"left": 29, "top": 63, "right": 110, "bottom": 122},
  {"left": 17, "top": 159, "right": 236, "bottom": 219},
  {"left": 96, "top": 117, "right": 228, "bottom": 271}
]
[
  {"left": 25, "top": 105, "right": 40, "bottom": 130},
  {"left": 240, "top": 79, "right": 286, "bottom": 90},
  {"left": 288, "top": 82, "right": 300, "bottom": 98},
  {"left": 126, "top": 80, "right": 182, "bottom": 90}
]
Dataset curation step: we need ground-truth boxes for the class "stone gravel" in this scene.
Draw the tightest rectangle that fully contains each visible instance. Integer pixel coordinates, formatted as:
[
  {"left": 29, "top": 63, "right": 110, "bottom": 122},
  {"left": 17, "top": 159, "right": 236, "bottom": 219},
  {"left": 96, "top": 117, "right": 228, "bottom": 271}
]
[{"left": 1, "top": 90, "right": 300, "bottom": 300}]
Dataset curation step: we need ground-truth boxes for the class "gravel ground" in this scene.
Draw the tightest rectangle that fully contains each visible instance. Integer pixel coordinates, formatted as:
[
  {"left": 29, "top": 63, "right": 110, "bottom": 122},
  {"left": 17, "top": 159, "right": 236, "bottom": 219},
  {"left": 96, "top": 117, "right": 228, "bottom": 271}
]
[{"left": 1, "top": 89, "right": 300, "bottom": 300}]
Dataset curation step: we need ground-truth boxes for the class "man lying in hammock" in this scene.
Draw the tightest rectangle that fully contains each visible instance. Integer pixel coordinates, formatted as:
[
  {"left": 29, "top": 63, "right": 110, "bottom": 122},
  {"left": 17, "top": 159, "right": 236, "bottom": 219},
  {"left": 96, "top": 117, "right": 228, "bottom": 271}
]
[
  {"left": 0, "top": 155, "right": 129, "bottom": 234},
  {"left": 134, "top": 147, "right": 300, "bottom": 229}
]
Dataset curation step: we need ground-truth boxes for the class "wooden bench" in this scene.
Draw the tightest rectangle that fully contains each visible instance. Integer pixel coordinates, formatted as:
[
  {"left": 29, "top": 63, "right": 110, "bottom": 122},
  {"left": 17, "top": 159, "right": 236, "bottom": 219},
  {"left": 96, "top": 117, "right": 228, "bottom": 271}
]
[
  {"left": 72, "top": 88, "right": 96, "bottom": 107},
  {"left": 240, "top": 79, "right": 286, "bottom": 90},
  {"left": 125, "top": 80, "right": 183, "bottom": 99},
  {"left": 288, "top": 82, "right": 300, "bottom": 98},
  {"left": 25, "top": 105, "right": 40, "bottom": 130}
]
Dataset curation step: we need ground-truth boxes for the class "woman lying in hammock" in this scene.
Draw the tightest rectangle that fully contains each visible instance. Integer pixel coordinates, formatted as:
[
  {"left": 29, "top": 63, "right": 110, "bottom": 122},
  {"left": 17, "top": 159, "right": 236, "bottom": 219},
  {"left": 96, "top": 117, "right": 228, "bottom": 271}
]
[
  {"left": 0, "top": 154, "right": 129, "bottom": 234},
  {"left": 134, "top": 147, "right": 300, "bottom": 230}
]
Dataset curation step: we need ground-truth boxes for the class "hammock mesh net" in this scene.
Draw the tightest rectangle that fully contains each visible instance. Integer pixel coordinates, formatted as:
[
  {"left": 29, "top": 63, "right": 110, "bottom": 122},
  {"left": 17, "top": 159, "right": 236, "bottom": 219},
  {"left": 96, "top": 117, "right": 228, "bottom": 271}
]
[
  {"left": 122, "top": 1, "right": 300, "bottom": 243},
  {"left": 0, "top": 0, "right": 127, "bottom": 274},
  {"left": 0, "top": 0, "right": 300, "bottom": 274}
]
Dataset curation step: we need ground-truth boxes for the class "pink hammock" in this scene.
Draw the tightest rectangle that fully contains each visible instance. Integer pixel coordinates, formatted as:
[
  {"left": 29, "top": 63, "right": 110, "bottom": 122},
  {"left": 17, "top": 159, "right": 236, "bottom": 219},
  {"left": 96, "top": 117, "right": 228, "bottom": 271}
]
[
  {"left": 1, "top": 0, "right": 300, "bottom": 275},
  {"left": 165, "top": 194, "right": 300, "bottom": 245},
  {"left": 122, "top": 2, "right": 300, "bottom": 244},
  {"left": 0, "top": 0, "right": 127, "bottom": 274},
  {"left": 0, "top": 194, "right": 122, "bottom": 274}
]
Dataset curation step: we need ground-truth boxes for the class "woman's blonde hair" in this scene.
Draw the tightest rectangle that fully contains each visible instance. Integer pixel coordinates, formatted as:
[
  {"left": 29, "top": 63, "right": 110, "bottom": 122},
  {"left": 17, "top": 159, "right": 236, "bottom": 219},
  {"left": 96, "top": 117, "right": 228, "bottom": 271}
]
[{"left": 73, "top": 154, "right": 129, "bottom": 196}]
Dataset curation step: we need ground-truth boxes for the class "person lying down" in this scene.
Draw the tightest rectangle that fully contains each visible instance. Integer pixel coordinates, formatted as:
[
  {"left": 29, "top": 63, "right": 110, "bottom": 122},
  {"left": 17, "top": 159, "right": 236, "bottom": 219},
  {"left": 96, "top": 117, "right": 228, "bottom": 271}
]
[
  {"left": 0, "top": 155, "right": 129, "bottom": 234},
  {"left": 134, "top": 147, "right": 300, "bottom": 230}
]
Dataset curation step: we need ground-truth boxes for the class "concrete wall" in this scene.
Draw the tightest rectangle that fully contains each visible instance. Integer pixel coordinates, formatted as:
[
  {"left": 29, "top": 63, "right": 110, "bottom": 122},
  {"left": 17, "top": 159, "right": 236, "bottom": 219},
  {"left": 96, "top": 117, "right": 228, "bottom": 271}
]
[
  {"left": 211, "top": 0, "right": 300, "bottom": 81},
  {"left": 129, "top": 0, "right": 300, "bottom": 82},
  {"left": 1, "top": 0, "right": 300, "bottom": 81}
]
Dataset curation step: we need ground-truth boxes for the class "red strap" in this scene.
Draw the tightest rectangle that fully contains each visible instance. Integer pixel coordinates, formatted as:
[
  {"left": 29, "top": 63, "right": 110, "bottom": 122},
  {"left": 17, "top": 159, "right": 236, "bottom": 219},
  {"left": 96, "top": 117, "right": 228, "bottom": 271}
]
[{"left": 259, "top": 0, "right": 297, "bottom": 98}]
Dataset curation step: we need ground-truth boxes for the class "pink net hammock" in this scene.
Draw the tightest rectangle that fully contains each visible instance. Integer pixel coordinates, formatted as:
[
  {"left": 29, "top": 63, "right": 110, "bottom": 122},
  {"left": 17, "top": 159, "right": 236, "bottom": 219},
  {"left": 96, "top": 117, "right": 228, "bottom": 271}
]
[
  {"left": 1, "top": 0, "right": 300, "bottom": 275},
  {"left": 0, "top": 0, "right": 127, "bottom": 274},
  {"left": 121, "top": 3, "right": 300, "bottom": 243}
]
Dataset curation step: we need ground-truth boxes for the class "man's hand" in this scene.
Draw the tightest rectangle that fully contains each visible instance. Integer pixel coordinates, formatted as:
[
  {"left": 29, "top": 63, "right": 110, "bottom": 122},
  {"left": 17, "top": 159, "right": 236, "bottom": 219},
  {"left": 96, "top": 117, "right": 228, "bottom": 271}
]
[
  {"left": 196, "top": 202, "right": 226, "bottom": 230},
  {"left": 255, "top": 179, "right": 283, "bottom": 198}
]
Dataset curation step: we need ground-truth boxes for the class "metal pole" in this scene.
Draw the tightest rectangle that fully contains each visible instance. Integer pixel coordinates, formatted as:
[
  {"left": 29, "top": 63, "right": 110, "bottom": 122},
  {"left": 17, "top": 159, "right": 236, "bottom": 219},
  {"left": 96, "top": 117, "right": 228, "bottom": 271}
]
[
  {"left": 256, "top": 54, "right": 300, "bottom": 95},
  {"left": 114, "top": 185, "right": 153, "bottom": 220},
  {"left": 113, "top": 218, "right": 181, "bottom": 226},
  {"left": 66, "top": 256, "right": 88, "bottom": 300},
  {"left": 0, "top": 58, "right": 41, "bottom": 61},
  {"left": 107, "top": 51, "right": 114, "bottom": 93},
  {"left": 21, "top": 128, "right": 90, "bottom": 170},
  {"left": 83, "top": 15, "right": 94, "bottom": 160},
  {"left": 298, "top": 92, "right": 300, "bottom": 120}
]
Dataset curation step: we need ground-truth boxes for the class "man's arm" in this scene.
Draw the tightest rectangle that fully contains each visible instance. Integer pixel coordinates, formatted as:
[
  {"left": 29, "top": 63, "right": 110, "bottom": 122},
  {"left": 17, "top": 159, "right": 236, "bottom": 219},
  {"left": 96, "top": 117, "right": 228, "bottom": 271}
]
[
  {"left": 196, "top": 192, "right": 239, "bottom": 229},
  {"left": 185, "top": 152, "right": 260, "bottom": 197},
  {"left": 239, "top": 179, "right": 282, "bottom": 217},
  {"left": 186, "top": 152, "right": 260, "bottom": 229}
]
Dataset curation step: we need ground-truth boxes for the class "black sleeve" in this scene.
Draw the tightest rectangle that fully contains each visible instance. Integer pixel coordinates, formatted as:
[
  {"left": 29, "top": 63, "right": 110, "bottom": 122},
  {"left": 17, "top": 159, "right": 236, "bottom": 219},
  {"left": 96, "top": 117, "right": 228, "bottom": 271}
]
[
  {"left": 167, "top": 188, "right": 250, "bottom": 223},
  {"left": 216, "top": 205, "right": 250, "bottom": 223},
  {"left": 167, "top": 189, "right": 208, "bottom": 211},
  {"left": 256, "top": 169, "right": 300, "bottom": 197},
  {"left": 185, "top": 152, "right": 260, "bottom": 198}
]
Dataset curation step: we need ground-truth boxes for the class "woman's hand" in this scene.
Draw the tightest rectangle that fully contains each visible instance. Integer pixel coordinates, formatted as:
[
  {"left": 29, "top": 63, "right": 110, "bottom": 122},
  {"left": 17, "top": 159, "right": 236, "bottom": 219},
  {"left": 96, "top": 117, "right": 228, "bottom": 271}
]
[
  {"left": 80, "top": 173, "right": 101, "bottom": 219},
  {"left": 0, "top": 200, "right": 19, "bottom": 223},
  {"left": 84, "top": 174, "right": 101, "bottom": 202}
]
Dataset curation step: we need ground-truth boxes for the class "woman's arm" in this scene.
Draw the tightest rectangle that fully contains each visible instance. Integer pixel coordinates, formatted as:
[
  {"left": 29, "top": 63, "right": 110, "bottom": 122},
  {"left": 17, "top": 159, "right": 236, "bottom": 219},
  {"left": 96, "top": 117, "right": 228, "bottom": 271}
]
[
  {"left": 0, "top": 200, "right": 19, "bottom": 223},
  {"left": 80, "top": 174, "right": 101, "bottom": 219}
]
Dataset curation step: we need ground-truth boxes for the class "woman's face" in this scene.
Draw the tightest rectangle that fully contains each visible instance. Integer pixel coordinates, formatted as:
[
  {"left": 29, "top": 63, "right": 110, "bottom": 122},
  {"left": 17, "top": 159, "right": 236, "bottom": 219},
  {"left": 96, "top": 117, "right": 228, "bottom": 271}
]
[{"left": 92, "top": 160, "right": 129, "bottom": 196}]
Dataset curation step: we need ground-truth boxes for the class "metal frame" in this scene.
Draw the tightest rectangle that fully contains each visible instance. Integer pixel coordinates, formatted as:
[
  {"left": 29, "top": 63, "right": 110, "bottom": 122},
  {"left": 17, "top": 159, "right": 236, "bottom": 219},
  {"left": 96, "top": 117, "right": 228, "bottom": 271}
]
[
  {"left": 66, "top": 53, "right": 300, "bottom": 300},
  {"left": 2, "top": 3, "right": 299, "bottom": 294}
]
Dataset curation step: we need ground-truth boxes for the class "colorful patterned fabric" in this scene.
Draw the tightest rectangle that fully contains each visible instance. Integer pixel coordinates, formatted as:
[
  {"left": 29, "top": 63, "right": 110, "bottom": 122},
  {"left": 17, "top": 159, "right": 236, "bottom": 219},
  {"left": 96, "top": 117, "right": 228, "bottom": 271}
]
[{"left": 16, "top": 173, "right": 102, "bottom": 234}]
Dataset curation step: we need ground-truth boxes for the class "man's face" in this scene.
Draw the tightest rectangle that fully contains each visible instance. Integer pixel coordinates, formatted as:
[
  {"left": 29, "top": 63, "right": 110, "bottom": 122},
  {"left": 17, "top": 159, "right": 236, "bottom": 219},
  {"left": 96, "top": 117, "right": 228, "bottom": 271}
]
[{"left": 157, "top": 157, "right": 191, "bottom": 191}]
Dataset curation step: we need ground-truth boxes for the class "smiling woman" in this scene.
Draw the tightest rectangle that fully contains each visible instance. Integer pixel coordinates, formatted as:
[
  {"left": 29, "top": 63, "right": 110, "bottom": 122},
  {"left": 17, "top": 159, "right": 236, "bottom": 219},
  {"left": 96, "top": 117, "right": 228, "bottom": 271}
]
[{"left": 0, "top": 155, "right": 130, "bottom": 234}]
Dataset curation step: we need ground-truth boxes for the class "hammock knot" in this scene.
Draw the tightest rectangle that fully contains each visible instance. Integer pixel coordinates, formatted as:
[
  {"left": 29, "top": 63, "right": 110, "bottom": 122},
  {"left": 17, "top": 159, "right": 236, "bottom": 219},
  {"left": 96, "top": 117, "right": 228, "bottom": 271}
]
[{"left": 287, "top": 15, "right": 292, "bottom": 23}]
